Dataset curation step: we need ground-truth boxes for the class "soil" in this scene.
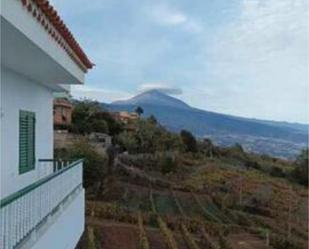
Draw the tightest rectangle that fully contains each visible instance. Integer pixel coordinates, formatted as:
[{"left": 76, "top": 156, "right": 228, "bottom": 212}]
[
  {"left": 228, "top": 233, "right": 270, "bottom": 249},
  {"left": 76, "top": 217, "right": 191, "bottom": 249}
]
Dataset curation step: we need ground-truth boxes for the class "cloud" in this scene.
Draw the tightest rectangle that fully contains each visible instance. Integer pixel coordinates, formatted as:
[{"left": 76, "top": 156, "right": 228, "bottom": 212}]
[
  {"left": 49, "top": 0, "right": 308, "bottom": 123},
  {"left": 201, "top": 0, "right": 309, "bottom": 123},
  {"left": 149, "top": 3, "right": 203, "bottom": 33},
  {"left": 71, "top": 85, "right": 132, "bottom": 103},
  {"left": 139, "top": 83, "right": 183, "bottom": 95},
  {"left": 151, "top": 4, "right": 187, "bottom": 25}
]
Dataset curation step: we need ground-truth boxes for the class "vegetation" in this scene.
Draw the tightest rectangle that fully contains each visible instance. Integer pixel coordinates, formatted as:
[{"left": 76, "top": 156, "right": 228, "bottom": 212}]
[
  {"left": 180, "top": 224, "right": 201, "bottom": 249},
  {"left": 157, "top": 216, "right": 179, "bottom": 249},
  {"left": 87, "top": 227, "right": 96, "bottom": 249},
  {"left": 60, "top": 100, "right": 308, "bottom": 249},
  {"left": 292, "top": 149, "right": 308, "bottom": 186},
  {"left": 135, "top": 106, "right": 144, "bottom": 116},
  {"left": 137, "top": 212, "right": 150, "bottom": 249},
  {"left": 180, "top": 130, "right": 198, "bottom": 153},
  {"left": 115, "top": 118, "right": 183, "bottom": 154},
  {"left": 70, "top": 100, "right": 123, "bottom": 135},
  {"left": 160, "top": 156, "right": 178, "bottom": 175},
  {"left": 55, "top": 139, "right": 108, "bottom": 188}
]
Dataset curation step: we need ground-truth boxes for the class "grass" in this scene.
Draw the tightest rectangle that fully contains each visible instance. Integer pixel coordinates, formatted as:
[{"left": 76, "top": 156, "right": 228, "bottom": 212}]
[
  {"left": 157, "top": 216, "right": 180, "bottom": 249},
  {"left": 87, "top": 226, "right": 96, "bottom": 249},
  {"left": 138, "top": 212, "right": 150, "bottom": 249},
  {"left": 180, "top": 223, "right": 201, "bottom": 249}
]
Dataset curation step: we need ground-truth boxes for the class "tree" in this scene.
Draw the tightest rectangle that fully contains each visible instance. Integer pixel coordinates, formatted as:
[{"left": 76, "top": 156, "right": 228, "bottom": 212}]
[
  {"left": 135, "top": 106, "right": 144, "bottom": 116},
  {"left": 115, "top": 119, "right": 183, "bottom": 154},
  {"left": 199, "top": 138, "right": 215, "bottom": 157},
  {"left": 71, "top": 100, "right": 101, "bottom": 134},
  {"left": 92, "top": 119, "right": 109, "bottom": 133},
  {"left": 54, "top": 139, "right": 108, "bottom": 188},
  {"left": 148, "top": 115, "right": 157, "bottom": 125},
  {"left": 70, "top": 100, "right": 123, "bottom": 135},
  {"left": 180, "top": 130, "right": 198, "bottom": 153},
  {"left": 292, "top": 149, "right": 308, "bottom": 186},
  {"left": 115, "top": 131, "right": 139, "bottom": 153}
]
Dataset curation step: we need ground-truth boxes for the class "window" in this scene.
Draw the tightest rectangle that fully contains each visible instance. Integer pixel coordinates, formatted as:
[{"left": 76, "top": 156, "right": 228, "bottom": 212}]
[{"left": 19, "top": 110, "right": 36, "bottom": 174}]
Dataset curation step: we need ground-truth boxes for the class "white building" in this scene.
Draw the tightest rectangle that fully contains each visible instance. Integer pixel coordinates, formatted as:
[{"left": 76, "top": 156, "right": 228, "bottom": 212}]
[{"left": 0, "top": 0, "right": 93, "bottom": 248}]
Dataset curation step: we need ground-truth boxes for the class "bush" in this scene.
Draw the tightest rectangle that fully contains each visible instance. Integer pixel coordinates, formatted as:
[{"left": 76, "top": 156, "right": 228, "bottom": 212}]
[
  {"left": 291, "top": 149, "right": 308, "bottom": 186},
  {"left": 180, "top": 130, "right": 198, "bottom": 153},
  {"left": 160, "top": 156, "right": 178, "bottom": 175},
  {"left": 55, "top": 139, "right": 108, "bottom": 188},
  {"left": 270, "top": 166, "right": 285, "bottom": 178},
  {"left": 244, "top": 160, "right": 261, "bottom": 170},
  {"left": 270, "top": 235, "right": 301, "bottom": 249},
  {"left": 115, "top": 119, "right": 183, "bottom": 154},
  {"left": 71, "top": 100, "right": 123, "bottom": 135}
]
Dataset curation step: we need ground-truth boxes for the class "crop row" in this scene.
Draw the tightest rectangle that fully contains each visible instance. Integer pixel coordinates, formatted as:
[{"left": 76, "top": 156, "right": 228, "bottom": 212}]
[{"left": 138, "top": 211, "right": 150, "bottom": 249}]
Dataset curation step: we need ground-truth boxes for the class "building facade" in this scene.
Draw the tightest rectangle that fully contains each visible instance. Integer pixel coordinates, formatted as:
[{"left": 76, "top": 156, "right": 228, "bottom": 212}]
[
  {"left": 112, "top": 111, "right": 140, "bottom": 124},
  {"left": 53, "top": 97, "right": 73, "bottom": 127},
  {"left": 0, "top": 0, "right": 92, "bottom": 248}
]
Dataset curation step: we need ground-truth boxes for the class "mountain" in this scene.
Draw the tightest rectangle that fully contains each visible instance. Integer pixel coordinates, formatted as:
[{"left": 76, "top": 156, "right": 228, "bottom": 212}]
[
  {"left": 113, "top": 90, "right": 191, "bottom": 110},
  {"left": 106, "top": 90, "right": 308, "bottom": 159}
]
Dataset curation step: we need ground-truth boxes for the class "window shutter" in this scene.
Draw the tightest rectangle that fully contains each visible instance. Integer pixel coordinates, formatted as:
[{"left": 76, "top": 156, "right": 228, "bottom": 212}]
[
  {"left": 19, "top": 111, "right": 28, "bottom": 173},
  {"left": 27, "top": 112, "right": 35, "bottom": 167},
  {"left": 19, "top": 110, "right": 36, "bottom": 174}
]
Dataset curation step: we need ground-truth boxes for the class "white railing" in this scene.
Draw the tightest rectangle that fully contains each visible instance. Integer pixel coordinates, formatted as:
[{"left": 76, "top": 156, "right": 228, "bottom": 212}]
[
  {"left": 0, "top": 159, "right": 83, "bottom": 249},
  {"left": 37, "top": 159, "right": 76, "bottom": 180}
]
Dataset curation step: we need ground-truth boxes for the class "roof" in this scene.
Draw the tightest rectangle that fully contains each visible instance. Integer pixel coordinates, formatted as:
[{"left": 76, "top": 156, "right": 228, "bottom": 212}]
[
  {"left": 21, "top": 0, "right": 93, "bottom": 70},
  {"left": 54, "top": 98, "right": 73, "bottom": 109}
]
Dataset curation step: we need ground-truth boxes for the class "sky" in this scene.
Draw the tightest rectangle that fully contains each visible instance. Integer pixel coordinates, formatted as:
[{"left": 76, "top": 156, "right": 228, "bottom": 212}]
[{"left": 50, "top": 0, "right": 308, "bottom": 123}]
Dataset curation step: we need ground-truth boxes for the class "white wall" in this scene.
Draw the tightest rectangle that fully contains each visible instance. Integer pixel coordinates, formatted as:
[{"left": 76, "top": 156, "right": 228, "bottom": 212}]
[
  {"left": 1, "top": 0, "right": 86, "bottom": 85},
  {"left": 0, "top": 67, "right": 53, "bottom": 199},
  {"left": 30, "top": 189, "right": 85, "bottom": 249}
]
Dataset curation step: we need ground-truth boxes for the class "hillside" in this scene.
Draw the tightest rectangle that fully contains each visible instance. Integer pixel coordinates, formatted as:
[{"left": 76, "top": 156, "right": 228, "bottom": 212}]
[
  {"left": 106, "top": 90, "right": 308, "bottom": 159},
  {"left": 57, "top": 100, "right": 308, "bottom": 249},
  {"left": 75, "top": 149, "right": 309, "bottom": 249}
]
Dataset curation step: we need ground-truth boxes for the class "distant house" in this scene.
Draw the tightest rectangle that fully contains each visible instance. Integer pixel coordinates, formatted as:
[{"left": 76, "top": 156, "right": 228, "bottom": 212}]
[
  {"left": 1, "top": 1, "right": 93, "bottom": 249},
  {"left": 112, "top": 111, "right": 140, "bottom": 124},
  {"left": 53, "top": 96, "right": 73, "bottom": 128}
]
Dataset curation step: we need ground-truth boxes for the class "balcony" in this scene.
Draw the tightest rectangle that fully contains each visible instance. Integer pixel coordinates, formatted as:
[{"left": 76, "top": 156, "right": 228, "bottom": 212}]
[{"left": 0, "top": 159, "right": 84, "bottom": 249}]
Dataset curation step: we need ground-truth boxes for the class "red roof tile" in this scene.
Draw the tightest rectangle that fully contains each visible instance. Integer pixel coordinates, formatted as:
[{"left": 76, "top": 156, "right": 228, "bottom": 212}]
[{"left": 22, "top": 0, "right": 93, "bottom": 70}]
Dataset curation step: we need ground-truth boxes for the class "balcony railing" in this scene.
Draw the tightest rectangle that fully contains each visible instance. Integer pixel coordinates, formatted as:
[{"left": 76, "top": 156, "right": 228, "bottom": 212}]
[
  {"left": 37, "top": 159, "right": 76, "bottom": 179},
  {"left": 0, "top": 159, "right": 84, "bottom": 249}
]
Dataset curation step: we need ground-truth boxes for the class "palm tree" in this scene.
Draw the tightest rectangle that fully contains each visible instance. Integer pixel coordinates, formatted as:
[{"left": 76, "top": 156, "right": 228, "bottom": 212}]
[{"left": 135, "top": 106, "right": 144, "bottom": 116}]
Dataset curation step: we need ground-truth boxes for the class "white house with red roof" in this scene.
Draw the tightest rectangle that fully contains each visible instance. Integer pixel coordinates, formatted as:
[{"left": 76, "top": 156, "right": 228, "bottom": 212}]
[{"left": 0, "top": 0, "right": 93, "bottom": 248}]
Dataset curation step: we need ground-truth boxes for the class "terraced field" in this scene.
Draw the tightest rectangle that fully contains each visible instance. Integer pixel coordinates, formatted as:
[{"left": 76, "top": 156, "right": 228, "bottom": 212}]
[{"left": 76, "top": 154, "right": 308, "bottom": 249}]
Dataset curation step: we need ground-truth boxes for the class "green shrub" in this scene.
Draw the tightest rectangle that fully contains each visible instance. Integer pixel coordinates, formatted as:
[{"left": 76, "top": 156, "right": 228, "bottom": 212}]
[
  {"left": 115, "top": 119, "right": 183, "bottom": 154},
  {"left": 270, "top": 166, "right": 285, "bottom": 178},
  {"left": 71, "top": 100, "right": 123, "bottom": 135},
  {"left": 55, "top": 139, "right": 108, "bottom": 188},
  {"left": 270, "top": 236, "right": 301, "bottom": 249},
  {"left": 291, "top": 149, "right": 308, "bottom": 186},
  {"left": 180, "top": 130, "right": 198, "bottom": 153},
  {"left": 160, "top": 156, "right": 178, "bottom": 174}
]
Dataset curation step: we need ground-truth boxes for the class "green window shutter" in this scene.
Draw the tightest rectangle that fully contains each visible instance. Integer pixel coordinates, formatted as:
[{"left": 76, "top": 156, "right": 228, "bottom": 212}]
[{"left": 19, "top": 110, "right": 36, "bottom": 174}]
